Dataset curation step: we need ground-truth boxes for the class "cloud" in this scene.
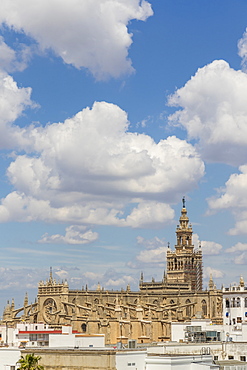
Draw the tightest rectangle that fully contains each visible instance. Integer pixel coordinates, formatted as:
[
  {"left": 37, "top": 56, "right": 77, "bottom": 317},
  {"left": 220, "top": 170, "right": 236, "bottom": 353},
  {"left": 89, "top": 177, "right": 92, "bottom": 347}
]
[
  {"left": 83, "top": 271, "right": 102, "bottom": 281},
  {"left": 128, "top": 236, "right": 168, "bottom": 266},
  {"left": 0, "top": 36, "right": 33, "bottom": 73},
  {"left": 136, "top": 246, "right": 167, "bottom": 264},
  {"left": 104, "top": 275, "right": 135, "bottom": 287},
  {"left": 193, "top": 233, "right": 222, "bottom": 255},
  {"left": 38, "top": 225, "right": 98, "bottom": 245},
  {"left": 125, "top": 202, "right": 174, "bottom": 228},
  {"left": 168, "top": 60, "right": 247, "bottom": 166},
  {"left": 225, "top": 244, "right": 247, "bottom": 265},
  {"left": 55, "top": 269, "right": 69, "bottom": 280},
  {"left": 238, "top": 28, "right": 247, "bottom": 71},
  {"left": 226, "top": 242, "right": 247, "bottom": 253},
  {"left": 0, "top": 70, "right": 34, "bottom": 137},
  {"left": 0, "top": 267, "right": 49, "bottom": 291},
  {"left": 204, "top": 266, "right": 224, "bottom": 279},
  {"left": 234, "top": 252, "right": 247, "bottom": 265},
  {"left": 137, "top": 235, "right": 167, "bottom": 249},
  {"left": 207, "top": 165, "right": 247, "bottom": 235},
  {"left": 0, "top": 0, "right": 153, "bottom": 80},
  {"left": 0, "top": 101, "right": 204, "bottom": 228},
  {"left": 81, "top": 268, "right": 137, "bottom": 290}
]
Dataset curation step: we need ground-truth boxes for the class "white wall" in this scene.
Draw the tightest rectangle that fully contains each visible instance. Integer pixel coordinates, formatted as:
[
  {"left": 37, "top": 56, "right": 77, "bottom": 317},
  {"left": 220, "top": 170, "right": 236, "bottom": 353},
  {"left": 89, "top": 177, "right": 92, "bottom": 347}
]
[
  {"left": 145, "top": 355, "right": 216, "bottom": 370},
  {"left": 49, "top": 333, "right": 75, "bottom": 347},
  {"left": 49, "top": 333, "right": 105, "bottom": 348},
  {"left": 0, "top": 348, "right": 20, "bottom": 370},
  {"left": 74, "top": 335, "right": 105, "bottom": 348},
  {"left": 116, "top": 351, "right": 146, "bottom": 370}
]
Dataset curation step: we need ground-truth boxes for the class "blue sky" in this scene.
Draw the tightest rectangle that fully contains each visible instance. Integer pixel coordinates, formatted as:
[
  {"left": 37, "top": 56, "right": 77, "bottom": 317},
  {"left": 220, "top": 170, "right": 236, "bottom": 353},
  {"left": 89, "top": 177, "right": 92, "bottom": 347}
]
[{"left": 1, "top": 0, "right": 247, "bottom": 312}]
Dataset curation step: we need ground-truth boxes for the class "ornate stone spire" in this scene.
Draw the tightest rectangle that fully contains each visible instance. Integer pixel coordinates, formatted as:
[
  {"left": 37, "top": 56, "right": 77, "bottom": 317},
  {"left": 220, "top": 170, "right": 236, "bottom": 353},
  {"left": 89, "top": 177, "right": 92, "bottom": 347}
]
[
  {"left": 49, "top": 266, "right": 53, "bottom": 283},
  {"left": 208, "top": 274, "right": 214, "bottom": 290},
  {"left": 240, "top": 275, "right": 245, "bottom": 287},
  {"left": 24, "top": 292, "right": 28, "bottom": 307},
  {"left": 175, "top": 197, "right": 193, "bottom": 252}
]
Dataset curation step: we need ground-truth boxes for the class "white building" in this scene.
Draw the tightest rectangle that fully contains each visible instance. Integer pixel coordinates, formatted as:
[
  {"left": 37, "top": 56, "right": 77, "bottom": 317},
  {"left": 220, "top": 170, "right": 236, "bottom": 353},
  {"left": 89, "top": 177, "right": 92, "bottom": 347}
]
[
  {"left": 223, "top": 276, "right": 247, "bottom": 329},
  {"left": 0, "top": 322, "right": 105, "bottom": 348},
  {"left": 0, "top": 348, "right": 20, "bottom": 370},
  {"left": 116, "top": 348, "right": 218, "bottom": 370}
]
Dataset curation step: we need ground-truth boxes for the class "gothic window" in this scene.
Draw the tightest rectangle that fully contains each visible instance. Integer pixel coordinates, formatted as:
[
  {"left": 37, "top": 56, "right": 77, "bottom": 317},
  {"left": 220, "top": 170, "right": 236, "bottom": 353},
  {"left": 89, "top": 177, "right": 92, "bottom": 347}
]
[
  {"left": 226, "top": 299, "right": 230, "bottom": 308},
  {"left": 81, "top": 323, "right": 87, "bottom": 333},
  {"left": 202, "top": 300, "right": 207, "bottom": 316},
  {"left": 94, "top": 298, "right": 99, "bottom": 304},
  {"left": 186, "top": 299, "right": 191, "bottom": 317}
]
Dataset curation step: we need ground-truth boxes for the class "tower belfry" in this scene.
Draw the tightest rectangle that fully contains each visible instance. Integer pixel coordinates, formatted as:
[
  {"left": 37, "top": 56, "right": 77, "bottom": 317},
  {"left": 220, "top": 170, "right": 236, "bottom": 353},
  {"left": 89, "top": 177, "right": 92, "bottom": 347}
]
[{"left": 166, "top": 198, "right": 203, "bottom": 291}]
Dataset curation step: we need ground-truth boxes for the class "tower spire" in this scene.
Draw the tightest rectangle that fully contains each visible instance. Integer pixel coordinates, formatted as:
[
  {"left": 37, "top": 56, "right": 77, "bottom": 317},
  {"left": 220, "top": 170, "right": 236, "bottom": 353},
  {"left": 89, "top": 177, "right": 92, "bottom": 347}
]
[
  {"left": 49, "top": 266, "right": 53, "bottom": 282},
  {"left": 166, "top": 200, "right": 203, "bottom": 291}
]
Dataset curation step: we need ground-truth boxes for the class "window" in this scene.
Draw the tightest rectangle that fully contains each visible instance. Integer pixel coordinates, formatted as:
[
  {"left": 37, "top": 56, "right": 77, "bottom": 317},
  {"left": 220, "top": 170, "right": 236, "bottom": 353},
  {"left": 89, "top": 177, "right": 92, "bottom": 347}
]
[
  {"left": 237, "top": 317, "right": 242, "bottom": 323},
  {"left": 214, "top": 356, "right": 218, "bottom": 361},
  {"left": 245, "top": 297, "right": 247, "bottom": 308},
  {"left": 81, "top": 323, "right": 87, "bottom": 333},
  {"left": 186, "top": 299, "right": 191, "bottom": 317},
  {"left": 202, "top": 300, "right": 207, "bottom": 316},
  {"left": 226, "top": 299, "right": 230, "bottom": 308},
  {"left": 240, "top": 356, "right": 246, "bottom": 362},
  {"left": 237, "top": 297, "right": 241, "bottom": 307}
]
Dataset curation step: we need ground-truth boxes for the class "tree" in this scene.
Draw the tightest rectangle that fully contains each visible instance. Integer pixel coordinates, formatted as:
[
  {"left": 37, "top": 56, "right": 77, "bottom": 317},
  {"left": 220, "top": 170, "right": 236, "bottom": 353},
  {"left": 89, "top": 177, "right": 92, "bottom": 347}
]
[{"left": 17, "top": 353, "right": 44, "bottom": 370}]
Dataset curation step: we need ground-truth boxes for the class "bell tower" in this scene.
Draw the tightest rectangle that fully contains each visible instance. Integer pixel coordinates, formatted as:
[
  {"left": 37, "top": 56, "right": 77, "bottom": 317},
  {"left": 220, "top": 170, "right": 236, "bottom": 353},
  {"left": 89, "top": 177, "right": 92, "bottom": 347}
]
[{"left": 166, "top": 198, "right": 203, "bottom": 291}]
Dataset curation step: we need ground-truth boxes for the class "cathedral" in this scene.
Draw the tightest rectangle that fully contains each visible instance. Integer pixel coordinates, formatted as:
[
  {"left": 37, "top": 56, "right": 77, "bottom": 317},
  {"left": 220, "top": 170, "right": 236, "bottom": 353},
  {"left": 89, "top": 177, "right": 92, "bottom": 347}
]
[{"left": 2, "top": 200, "right": 222, "bottom": 344}]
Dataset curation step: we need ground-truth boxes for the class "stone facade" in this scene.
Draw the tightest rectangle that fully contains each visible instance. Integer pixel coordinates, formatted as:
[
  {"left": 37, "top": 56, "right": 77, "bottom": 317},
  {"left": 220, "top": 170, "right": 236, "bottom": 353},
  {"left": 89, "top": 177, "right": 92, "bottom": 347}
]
[
  {"left": 2, "top": 201, "right": 222, "bottom": 344},
  {"left": 22, "top": 348, "right": 117, "bottom": 370}
]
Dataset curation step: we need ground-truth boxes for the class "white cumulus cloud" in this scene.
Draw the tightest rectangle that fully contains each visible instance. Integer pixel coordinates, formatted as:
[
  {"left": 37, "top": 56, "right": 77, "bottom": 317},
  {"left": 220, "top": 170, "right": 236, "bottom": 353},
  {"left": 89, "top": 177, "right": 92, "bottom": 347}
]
[
  {"left": 0, "top": 101, "right": 204, "bottom": 228},
  {"left": 226, "top": 242, "right": 247, "bottom": 253},
  {"left": 204, "top": 266, "right": 224, "bottom": 279},
  {"left": 136, "top": 246, "right": 167, "bottom": 263},
  {"left": 207, "top": 165, "right": 247, "bottom": 235},
  {"left": 168, "top": 60, "right": 247, "bottom": 166},
  {"left": 193, "top": 233, "right": 222, "bottom": 255},
  {"left": 39, "top": 225, "right": 99, "bottom": 245},
  {"left": 0, "top": 0, "right": 153, "bottom": 79}
]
